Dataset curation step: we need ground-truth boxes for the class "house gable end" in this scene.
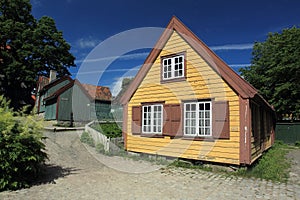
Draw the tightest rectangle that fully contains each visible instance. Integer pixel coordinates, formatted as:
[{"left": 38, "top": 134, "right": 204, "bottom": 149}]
[{"left": 120, "top": 16, "right": 261, "bottom": 106}]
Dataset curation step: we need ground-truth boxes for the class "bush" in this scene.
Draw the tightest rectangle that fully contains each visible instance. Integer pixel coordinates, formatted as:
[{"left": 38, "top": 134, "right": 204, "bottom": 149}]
[
  {"left": 80, "top": 132, "right": 95, "bottom": 147},
  {"left": 295, "top": 141, "right": 300, "bottom": 147},
  {"left": 0, "top": 96, "right": 47, "bottom": 191}
]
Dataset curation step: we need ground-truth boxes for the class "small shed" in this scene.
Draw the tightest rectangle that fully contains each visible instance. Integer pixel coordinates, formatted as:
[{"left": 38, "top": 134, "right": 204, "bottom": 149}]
[
  {"left": 120, "top": 16, "right": 276, "bottom": 165},
  {"left": 43, "top": 79, "right": 112, "bottom": 122}
]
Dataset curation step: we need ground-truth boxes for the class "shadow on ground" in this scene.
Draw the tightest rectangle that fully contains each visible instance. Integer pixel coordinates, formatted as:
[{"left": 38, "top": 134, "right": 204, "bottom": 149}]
[{"left": 32, "top": 164, "right": 80, "bottom": 186}]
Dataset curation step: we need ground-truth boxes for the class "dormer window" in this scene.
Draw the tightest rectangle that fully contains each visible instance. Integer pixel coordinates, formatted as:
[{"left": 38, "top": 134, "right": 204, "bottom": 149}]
[{"left": 161, "top": 52, "right": 186, "bottom": 82}]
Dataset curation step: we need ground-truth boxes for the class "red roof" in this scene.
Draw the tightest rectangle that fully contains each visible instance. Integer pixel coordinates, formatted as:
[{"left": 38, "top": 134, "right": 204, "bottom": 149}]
[{"left": 81, "top": 83, "right": 112, "bottom": 101}]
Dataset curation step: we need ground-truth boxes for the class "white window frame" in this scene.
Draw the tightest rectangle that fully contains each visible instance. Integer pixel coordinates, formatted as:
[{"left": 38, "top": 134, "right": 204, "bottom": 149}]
[
  {"left": 162, "top": 55, "right": 185, "bottom": 80},
  {"left": 142, "top": 104, "right": 163, "bottom": 134},
  {"left": 184, "top": 101, "right": 212, "bottom": 137}
]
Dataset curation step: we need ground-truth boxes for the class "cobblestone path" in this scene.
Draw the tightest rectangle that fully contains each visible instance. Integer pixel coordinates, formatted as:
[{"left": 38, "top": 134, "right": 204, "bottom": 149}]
[{"left": 0, "top": 131, "right": 299, "bottom": 200}]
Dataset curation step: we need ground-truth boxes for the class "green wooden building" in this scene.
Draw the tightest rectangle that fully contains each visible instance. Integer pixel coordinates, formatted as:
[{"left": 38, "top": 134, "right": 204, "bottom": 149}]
[
  {"left": 37, "top": 77, "right": 112, "bottom": 122},
  {"left": 36, "top": 76, "right": 72, "bottom": 114}
]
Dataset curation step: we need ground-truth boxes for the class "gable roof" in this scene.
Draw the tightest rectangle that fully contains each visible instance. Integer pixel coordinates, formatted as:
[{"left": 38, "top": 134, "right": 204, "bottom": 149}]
[
  {"left": 41, "top": 76, "right": 72, "bottom": 92},
  {"left": 120, "top": 16, "right": 262, "bottom": 106},
  {"left": 44, "top": 79, "right": 111, "bottom": 102}
]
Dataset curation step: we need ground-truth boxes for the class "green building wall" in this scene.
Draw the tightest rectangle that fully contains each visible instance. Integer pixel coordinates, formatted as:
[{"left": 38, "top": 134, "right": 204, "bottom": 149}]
[
  {"left": 44, "top": 83, "right": 111, "bottom": 122},
  {"left": 38, "top": 79, "right": 71, "bottom": 113},
  {"left": 44, "top": 100, "right": 57, "bottom": 120}
]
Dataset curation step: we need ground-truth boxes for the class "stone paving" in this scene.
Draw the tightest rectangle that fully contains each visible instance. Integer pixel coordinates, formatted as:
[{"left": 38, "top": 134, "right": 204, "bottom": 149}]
[{"left": 0, "top": 131, "right": 299, "bottom": 200}]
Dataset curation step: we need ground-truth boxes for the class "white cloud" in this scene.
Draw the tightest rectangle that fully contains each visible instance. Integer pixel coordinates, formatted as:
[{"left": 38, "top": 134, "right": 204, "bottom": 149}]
[
  {"left": 76, "top": 37, "right": 101, "bottom": 49},
  {"left": 76, "top": 52, "right": 149, "bottom": 64},
  {"left": 111, "top": 77, "right": 124, "bottom": 97},
  {"left": 210, "top": 43, "right": 253, "bottom": 51},
  {"left": 229, "top": 64, "right": 251, "bottom": 68},
  {"left": 75, "top": 68, "right": 139, "bottom": 75}
]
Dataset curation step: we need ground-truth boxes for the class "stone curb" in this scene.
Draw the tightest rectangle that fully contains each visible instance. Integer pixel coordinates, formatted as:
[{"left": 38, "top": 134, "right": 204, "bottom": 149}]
[{"left": 43, "top": 126, "right": 85, "bottom": 132}]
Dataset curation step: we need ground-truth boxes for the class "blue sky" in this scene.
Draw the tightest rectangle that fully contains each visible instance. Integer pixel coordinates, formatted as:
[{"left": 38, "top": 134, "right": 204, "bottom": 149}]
[{"left": 31, "top": 0, "right": 300, "bottom": 96}]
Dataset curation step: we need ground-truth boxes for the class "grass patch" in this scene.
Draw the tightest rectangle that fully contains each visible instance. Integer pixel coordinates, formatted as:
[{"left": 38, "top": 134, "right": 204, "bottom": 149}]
[
  {"left": 235, "top": 141, "right": 291, "bottom": 182},
  {"left": 164, "top": 142, "right": 292, "bottom": 183},
  {"left": 80, "top": 131, "right": 95, "bottom": 147},
  {"left": 168, "top": 159, "right": 213, "bottom": 172},
  {"left": 91, "top": 122, "right": 122, "bottom": 138}
]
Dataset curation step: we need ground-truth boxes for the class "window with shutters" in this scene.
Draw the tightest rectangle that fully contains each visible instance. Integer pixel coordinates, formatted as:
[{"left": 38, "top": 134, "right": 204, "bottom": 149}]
[
  {"left": 184, "top": 101, "right": 212, "bottom": 137},
  {"left": 142, "top": 104, "right": 163, "bottom": 134}
]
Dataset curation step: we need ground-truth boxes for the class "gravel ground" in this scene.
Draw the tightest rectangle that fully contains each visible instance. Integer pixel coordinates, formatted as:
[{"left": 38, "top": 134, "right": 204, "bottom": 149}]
[{"left": 0, "top": 130, "right": 299, "bottom": 200}]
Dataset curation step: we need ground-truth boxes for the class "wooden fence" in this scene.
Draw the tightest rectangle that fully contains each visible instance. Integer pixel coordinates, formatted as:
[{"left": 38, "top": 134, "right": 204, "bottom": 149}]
[
  {"left": 84, "top": 121, "right": 123, "bottom": 152},
  {"left": 276, "top": 122, "right": 300, "bottom": 144}
]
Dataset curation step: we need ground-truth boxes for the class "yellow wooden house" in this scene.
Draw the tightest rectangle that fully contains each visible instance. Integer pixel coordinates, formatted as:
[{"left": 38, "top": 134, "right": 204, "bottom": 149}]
[{"left": 120, "top": 16, "right": 276, "bottom": 165}]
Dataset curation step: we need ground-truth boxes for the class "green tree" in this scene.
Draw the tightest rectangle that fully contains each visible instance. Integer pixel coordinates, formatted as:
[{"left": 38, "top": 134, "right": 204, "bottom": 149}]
[
  {"left": 240, "top": 27, "right": 300, "bottom": 120},
  {"left": 0, "top": 0, "right": 75, "bottom": 110}
]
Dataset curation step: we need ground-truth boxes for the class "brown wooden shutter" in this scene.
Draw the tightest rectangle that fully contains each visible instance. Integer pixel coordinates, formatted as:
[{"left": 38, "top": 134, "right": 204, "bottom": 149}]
[
  {"left": 163, "top": 104, "right": 183, "bottom": 137},
  {"left": 212, "top": 101, "right": 230, "bottom": 139},
  {"left": 132, "top": 106, "right": 142, "bottom": 135}
]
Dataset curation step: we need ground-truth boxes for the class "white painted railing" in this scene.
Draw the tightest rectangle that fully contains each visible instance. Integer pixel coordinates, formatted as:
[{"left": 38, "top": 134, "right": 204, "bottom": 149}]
[
  {"left": 84, "top": 121, "right": 122, "bottom": 153},
  {"left": 85, "top": 121, "right": 110, "bottom": 152}
]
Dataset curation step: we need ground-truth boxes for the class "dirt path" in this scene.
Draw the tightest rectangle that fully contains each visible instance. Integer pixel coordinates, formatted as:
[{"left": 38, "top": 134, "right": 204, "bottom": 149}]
[{"left": 0, "top": 131, "right": 299, "bottom": 200}]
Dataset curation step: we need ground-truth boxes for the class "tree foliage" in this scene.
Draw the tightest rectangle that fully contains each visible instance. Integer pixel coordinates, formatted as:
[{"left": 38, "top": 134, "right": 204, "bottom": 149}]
[
  {"left": 240, "top": 27, "right": 300, "bottom": 120},
  {"left": 0, "top": 96, "right": 47, "bottom": 191},
  {"left": 0, "top": 0, "right": 75, "bottom": 109}
]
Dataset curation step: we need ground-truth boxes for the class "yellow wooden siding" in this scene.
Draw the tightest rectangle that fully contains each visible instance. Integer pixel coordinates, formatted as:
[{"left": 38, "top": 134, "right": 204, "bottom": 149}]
[
  {"left": 127, "top": 135, "right": 240, "bottom": 165},
  {"left": 126, "top": 31, "right": 241, "bottom": 165}
]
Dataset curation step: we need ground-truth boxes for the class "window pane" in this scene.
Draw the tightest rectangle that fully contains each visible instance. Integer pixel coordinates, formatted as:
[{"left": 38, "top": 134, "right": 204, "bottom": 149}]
[
  {"left": 191, "top": 127, "right": 196, "bottom": 135},
  {"left": 179, "top": 56, "right": 183, "bottom": 62},
  {"left": 191, "top": 119, "right": 196, "bottom": 126},
  {"left": 205, "top": 111, "right": 210, "bottom": 118},
  {"left": 199, "top": 111, "right": 204, "bottom": 118},
  {"left": 185, "top": 127, "right": 189, "bottom": 134},
  {"left": 199, "top": 104, "right": 204, "bottom": 110},
  {"left": 186, "top": 104, "right": 190, "bottom": 111},
  {"left": 186, "top": 120, "right": 190, "bottom": 126},
  {"left": 205, "top": 119, "right": 210, "bottom": 126},
  {"left": 179, "top": 70, "right": 183, "bottom": 76},
  {"left": 191, "top": 104, "right": 196, "bottom": 110},
  {"left": 157, "top": 106, "right": 161, "bottom": 111},
  {"left": 205, "top": 103, "right": 210, "bottom": 110}
]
